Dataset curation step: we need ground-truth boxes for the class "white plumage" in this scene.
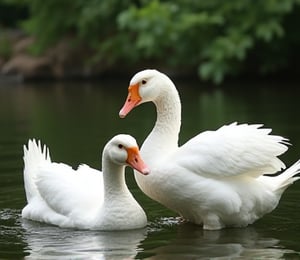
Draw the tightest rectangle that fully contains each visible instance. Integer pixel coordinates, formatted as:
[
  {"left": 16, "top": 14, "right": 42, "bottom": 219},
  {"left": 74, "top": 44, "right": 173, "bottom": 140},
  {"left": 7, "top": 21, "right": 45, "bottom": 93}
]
[
  {"left": 119, "top": 69, "right": 300, "bottom": 230},
  {"left": 22, "top": 135, "right": 149, "bottom": 230}
]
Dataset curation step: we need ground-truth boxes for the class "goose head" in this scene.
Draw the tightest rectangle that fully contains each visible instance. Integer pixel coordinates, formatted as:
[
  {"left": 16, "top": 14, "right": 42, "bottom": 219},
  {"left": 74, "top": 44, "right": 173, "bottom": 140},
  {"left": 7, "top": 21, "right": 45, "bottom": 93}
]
[
  {"left": 104, "top": 134, "right": 150, "bottom": 175},
  {"left": 119, "top": 69, "right": 173, "bottom": 118}
]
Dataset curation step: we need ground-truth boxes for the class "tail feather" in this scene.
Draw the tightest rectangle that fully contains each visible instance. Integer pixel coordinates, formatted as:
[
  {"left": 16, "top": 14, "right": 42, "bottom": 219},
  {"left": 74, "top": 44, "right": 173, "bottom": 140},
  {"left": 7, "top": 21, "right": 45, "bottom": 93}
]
[
  {"left": 23, "top": 139, "right": 51, "bottom": 202},
  {"left": 273, "top": 160, "right": 300, "bottom": 194}
]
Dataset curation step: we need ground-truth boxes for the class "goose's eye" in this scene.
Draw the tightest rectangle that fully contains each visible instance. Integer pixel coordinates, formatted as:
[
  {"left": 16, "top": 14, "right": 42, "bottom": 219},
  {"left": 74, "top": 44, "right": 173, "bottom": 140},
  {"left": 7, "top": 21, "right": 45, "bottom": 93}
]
[
  {"left": 118, "top": 144, "right": 123, "bottom": 149},
  {"left": 141, "top": 80, "right": 147, "bottom": 85}
]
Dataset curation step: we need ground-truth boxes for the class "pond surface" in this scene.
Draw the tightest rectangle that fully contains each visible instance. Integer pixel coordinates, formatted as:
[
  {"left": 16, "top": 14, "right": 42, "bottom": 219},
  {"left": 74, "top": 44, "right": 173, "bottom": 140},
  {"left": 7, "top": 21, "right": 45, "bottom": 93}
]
[{"left": 1, "top": 79, "right": 300, "bottom": 259}]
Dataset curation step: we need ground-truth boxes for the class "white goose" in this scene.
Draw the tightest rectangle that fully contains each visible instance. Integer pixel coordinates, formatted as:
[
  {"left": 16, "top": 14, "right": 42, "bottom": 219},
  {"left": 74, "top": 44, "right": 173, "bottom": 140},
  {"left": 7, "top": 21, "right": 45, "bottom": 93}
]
[
  {"left": 119, "top": 69, "right": 300, "bottom": 230},
  {"left": 22, "top": 134, "right": 150, "bottom": 230}
]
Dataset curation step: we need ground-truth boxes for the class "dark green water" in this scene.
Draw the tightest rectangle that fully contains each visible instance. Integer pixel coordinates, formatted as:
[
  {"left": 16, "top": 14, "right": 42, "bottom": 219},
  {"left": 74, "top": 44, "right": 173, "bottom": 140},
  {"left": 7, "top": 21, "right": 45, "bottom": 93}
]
[{"left": 1, "top": 80, "right": 300, "bottom": 259}]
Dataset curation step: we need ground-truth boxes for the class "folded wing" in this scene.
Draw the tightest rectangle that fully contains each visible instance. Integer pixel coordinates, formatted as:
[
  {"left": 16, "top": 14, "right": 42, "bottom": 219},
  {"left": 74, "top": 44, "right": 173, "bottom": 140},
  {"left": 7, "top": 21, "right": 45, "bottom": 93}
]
[{"left": 36, "top": 163, "right": 103, "bottom": 218}]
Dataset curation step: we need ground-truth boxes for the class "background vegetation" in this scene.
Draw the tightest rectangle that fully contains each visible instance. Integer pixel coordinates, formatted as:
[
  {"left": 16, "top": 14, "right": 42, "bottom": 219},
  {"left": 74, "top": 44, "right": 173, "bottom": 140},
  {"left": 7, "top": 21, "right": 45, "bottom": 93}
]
[{"left": 1, "top": 0, "right": 300, "bottom": 83}]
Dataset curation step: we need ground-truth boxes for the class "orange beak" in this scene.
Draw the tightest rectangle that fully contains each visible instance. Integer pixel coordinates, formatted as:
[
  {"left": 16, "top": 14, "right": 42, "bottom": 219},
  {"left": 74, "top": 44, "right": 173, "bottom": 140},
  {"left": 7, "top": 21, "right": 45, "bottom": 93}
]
[
  {"left": 126, "top": 146, "right": 150, "bottom": 175},
  {"left": 119, "top": 83, "right": 141, "bottom": 118}
]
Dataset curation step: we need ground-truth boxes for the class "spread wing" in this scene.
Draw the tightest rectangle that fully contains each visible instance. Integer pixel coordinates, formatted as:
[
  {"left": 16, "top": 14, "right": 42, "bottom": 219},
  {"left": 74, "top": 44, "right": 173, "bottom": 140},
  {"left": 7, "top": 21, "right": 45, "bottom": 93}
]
[{"left": 171, "top": 123, "right": 288, "bottom": 178}]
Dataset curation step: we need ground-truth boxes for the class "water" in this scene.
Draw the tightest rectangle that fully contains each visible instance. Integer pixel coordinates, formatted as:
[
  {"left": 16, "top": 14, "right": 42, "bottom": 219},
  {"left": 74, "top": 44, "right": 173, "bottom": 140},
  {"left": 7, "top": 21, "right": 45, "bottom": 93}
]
[{"left": 1, "top": 80, "right": 300, "bottom": 259}]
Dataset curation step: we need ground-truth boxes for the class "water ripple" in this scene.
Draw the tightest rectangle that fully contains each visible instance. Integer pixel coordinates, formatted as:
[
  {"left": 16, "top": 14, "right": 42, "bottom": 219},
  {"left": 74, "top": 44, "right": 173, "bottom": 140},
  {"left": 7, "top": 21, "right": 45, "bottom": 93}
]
[{"left": 21, "top": 220, "right": 147, "bottom": 259}]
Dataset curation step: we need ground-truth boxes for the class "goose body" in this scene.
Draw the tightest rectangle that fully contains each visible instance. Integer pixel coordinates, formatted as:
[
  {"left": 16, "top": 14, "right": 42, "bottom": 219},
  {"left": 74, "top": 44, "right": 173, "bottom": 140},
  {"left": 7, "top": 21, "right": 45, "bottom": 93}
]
[
  {"left": 119, "top": 69, "right": 300, "bottom": 230},
  {"left": 22, "top": 135, "right": 149, "bottom": 230}
]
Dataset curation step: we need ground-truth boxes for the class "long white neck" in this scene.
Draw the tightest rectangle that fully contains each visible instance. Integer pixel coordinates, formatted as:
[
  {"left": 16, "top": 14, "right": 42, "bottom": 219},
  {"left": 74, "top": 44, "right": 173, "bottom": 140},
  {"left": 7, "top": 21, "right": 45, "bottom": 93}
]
[
  {"left": 98, "top": 153, "right": 146, "bottom": 230},
  {"left": 141, "top": 81, "right": 181, "bottom": 165},
  {"left": 102, "top": 158, "right": 129, "bottom": 200}
]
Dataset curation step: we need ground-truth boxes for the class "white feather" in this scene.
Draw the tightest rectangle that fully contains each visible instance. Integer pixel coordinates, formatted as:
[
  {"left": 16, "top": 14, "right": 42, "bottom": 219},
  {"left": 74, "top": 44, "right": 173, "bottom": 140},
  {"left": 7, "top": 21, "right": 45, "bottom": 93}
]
[
  {"left": 22, "top": 136, "right": 148, "bottom": 230},
  {"left": 121, "top": 69, "right": 300, "bottom": 230}
]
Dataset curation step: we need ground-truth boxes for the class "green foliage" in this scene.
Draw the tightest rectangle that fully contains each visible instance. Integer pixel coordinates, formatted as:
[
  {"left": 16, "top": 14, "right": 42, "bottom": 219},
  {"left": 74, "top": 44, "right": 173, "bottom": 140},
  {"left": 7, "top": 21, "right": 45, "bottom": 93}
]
[
  {"left": 117, "top": 0, "right": 300, "bottom": 83},
  {"left": 0, "top": 0, "right": 28, "bottom": 28},
  {"left": 21, "top": 0, "right": 81, "bottom": 54},
  {"left": 15, "top": 0, "right": 300, "bottom": 83},
  {"left": 0, "top": 32, "right": 12, "bottom": 59}
]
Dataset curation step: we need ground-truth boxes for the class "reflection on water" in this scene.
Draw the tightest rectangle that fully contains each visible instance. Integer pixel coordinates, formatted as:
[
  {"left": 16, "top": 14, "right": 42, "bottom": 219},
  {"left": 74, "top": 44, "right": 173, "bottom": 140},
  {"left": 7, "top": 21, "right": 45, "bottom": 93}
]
[
  {"left": 1, "top": 81, "right": 300, "bottom": 258},
  {"left": 1, "top": 209, "right": 298, "bottom": 259},
  {"left": 22, "top": 219, "right": 147, "bottom": 259},
  {"left": 143, "top": 221, "right": 297, "bottom": 259}
]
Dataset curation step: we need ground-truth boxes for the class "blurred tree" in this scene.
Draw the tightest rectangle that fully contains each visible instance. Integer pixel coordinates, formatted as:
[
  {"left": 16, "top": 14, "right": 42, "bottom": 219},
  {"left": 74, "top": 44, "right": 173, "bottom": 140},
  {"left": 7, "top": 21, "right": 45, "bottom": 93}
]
[
  {"left": 118, "top": 0, "right": 300, "bottom": 83},
  {"left": 0, "top": 0, "right": 28, "bottom": 27},
  {"left": 4, "top": 0, "right": 300, "bottom": 83}
]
